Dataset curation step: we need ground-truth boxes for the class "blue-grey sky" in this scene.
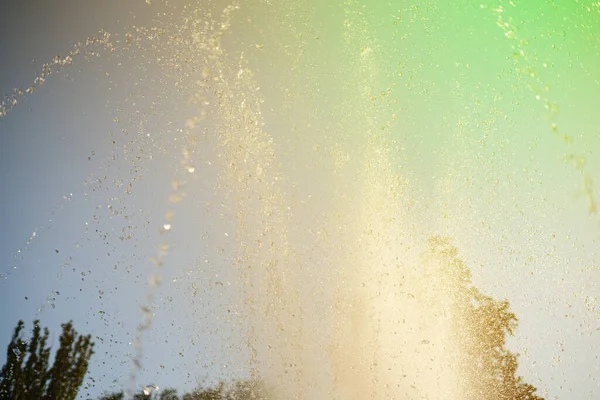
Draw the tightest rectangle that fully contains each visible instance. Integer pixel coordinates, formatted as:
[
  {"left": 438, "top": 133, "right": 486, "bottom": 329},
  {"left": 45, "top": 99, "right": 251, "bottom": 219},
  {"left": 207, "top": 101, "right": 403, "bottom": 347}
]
[
  {"left": 1, "top": 1, "right": 600, "bottom": 399},
  {"left": 0, "top": 1, "right": 248, "bottom": 397}
]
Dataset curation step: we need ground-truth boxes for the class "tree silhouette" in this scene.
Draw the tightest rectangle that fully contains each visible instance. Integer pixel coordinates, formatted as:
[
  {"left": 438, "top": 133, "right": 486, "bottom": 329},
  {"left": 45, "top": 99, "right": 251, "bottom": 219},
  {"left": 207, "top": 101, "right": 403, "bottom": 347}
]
[
  {"left": 99, "top": 380, "right": 271, "bottom": 400},
  {"left": 426, "top": 236, "right": 544, "bottom": 400},
  {"left": 223, "top": 380, "right": 270, "bottom": 400},
  {"left": 0, "top": 320, "right": 94, "bottom": 400},
  {"left": 98, "top": 393, "right": 124, "bottom": 400},
  {"left": 159, "top": 388, "right": 180, "bottom": 400},
  {"left": 181, "top": 383, "right": 224, "bottom": 400}
]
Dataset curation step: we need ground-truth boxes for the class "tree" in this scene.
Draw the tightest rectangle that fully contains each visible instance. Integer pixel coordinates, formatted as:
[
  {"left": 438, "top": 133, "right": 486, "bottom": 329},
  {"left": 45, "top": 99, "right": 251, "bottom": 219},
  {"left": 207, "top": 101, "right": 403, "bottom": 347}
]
[
  {"left": 98, "top": 392, "right": 125, "bottom": 400},
  {"left": 98, "top": 393, "right": 124, "bottom": 400},
  {"left": 0, "top": 320, "right": 94, "bottom": 400},
  {"left": 101, "top": 381, "right": 271, "bottom": 400},
  {"left": 159, "top": 388, "right": 180, "bottom": 400},
  {"left": 0, "top": 320, "right": 51, "bottom": 399},
  {"left": 181, "top": 382, "right": 224, "bottom": 400},
  {"left": 223, "top": 380, "right": 270, "bottom": 400},
  {"left": 426, "top": 236, "right": 544, "bottom": 400}
]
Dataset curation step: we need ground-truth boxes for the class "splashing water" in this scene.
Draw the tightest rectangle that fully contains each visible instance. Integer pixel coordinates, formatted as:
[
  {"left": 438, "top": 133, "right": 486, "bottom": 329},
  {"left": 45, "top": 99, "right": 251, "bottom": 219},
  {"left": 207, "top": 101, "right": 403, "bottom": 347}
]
[{"left": 1, "top": 1, "right": 600, "bottom": 399}]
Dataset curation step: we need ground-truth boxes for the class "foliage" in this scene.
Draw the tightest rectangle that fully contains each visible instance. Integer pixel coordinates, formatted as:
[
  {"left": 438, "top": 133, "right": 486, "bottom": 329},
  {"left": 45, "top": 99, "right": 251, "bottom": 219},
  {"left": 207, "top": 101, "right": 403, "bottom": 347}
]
[
  {"left": 101, "top": 380, "right": 271, "bottom": 400},
  {"left": 98, "top": 392, "right": 125, "bottom": 400},
  {"left": 427, "top": 236, "right": 544, "bottom": 400},
  {"left": 98, "top": 393, "right": 124, "bottom": 400},
  {"left": 0, "top": 320, "right": 94, "bottom": 400},
  {"left": 158, "top": 388, "right": 180, "bottom": 400}
]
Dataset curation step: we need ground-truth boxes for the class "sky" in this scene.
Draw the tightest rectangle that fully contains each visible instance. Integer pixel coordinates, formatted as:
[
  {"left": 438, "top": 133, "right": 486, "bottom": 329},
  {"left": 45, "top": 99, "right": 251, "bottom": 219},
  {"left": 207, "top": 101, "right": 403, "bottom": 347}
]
[{"left": 1, "top": 0, "right": 600, "bottom": 399}]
